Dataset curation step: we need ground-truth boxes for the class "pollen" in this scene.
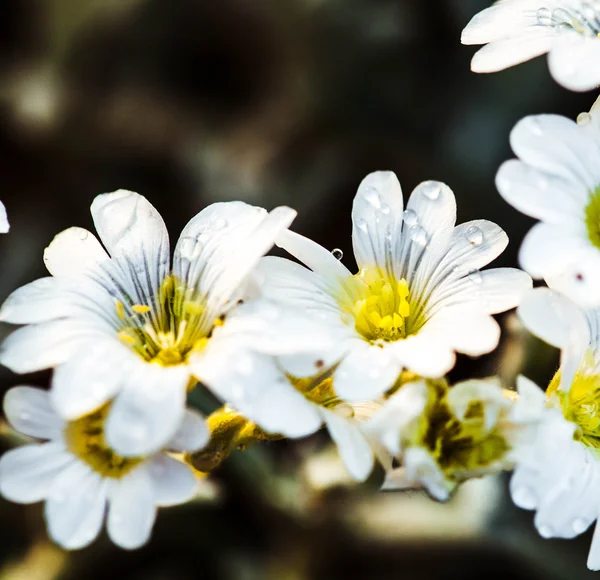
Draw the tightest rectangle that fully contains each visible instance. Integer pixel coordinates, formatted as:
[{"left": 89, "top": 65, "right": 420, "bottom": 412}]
[
  {"left": 349, "top": 268, "right": 411, "bottom": 342},
  {"left": 64, "top": 405, "right": 144, "bottom": 478},
  {"left": 132, "top": 304, "right": 151, "bottom": 314}
]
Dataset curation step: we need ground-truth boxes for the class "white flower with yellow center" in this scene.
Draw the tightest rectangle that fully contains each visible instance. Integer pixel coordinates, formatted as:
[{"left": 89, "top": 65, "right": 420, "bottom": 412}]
[
  {"left": 462, "top": 1, "right": 600, "bottom": 91},
  {"left": 496, "top": 104, "right": 600, "bottom": 307},
  {"left": 257, "top": 171, "right": 531, "bottom": 401},
  {"left": 200, "top": 350, "right": 382, "bottom": 481},
  {"left": 0, "top": 190, "right": 308, "bottom": 457},
  {"left": 514, "top": 287, "right": 600, "bottom": 571},
  {"left": 365, "top": 376, "right": 540, "bottom": 501},
  {"left": 0, "top": 386, "right": 208, "bottom": 550}
]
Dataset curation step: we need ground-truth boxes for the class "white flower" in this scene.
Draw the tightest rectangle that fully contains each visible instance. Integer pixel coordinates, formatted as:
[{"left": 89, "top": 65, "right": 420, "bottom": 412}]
[
  {"left": 0, "top": 190, "right": 310, "bottom": 457},
  {"left": 200, "top": 350, "right": 382, "bottom": 481},
  {"left": 257, "top": 171, "right": 531, "bottom": 402},
  {"left": 0, "top": 200, "right": 8, "bottom": 233},
  {"left": 366, "top": 376, "right": 538, "bottom": 501},
  {"left": 512, "top": 287, "right": 600, "bottom": 571},
  {"left": 462, "top": 1, "right": 600, "bottom": 92},
  {"left": 496, "top": 109, "right": 600, "bottom": 307},
  {"left": 0, "top": 386, "right": 207, "bottom": 550}
]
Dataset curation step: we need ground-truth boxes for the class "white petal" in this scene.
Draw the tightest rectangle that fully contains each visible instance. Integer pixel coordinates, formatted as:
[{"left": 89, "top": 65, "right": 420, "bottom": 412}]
[
  {"left": 351, "top": 171, "right": 405, "bottom": 272},
  {"left": 512, "top": 375, "right": 546, "bottom": 423},
  {"left": 0, "top": 321, "right": 102, "bottom": 374},
  {"left": 91, "top": 190, "right": 170, "bottom": 309},
  {"left": 0, "top": 278, "right": 72, "bottom": 324},
  {"left": 106, "top": 364, "right": 189, "bottom": 457},
  {"left": 148, "top": 455, "right": 197, "bottom": 507},
  {"left": 323, "top": 410, "right": 374, "bottom": 482},
  {"left": 549, "top": 35, "right": 600, "bottom": 92},
  {"left": 496, "top": 159, "right": 588, "bottom": 224},
  {"left": 50, "top": 340, "right": 133, "bottom": 420},
  {"left": 510, "top": 115, "right": 600, "bottom": 188},
  {"left": 45, "top": 461, "right": 107, "bottom": 550},
  {"left": 107, "top": 465, "right": 156, "bottom": 550},
  {"left": 393, "top": 334, "right": 456, "bottom": 378},
  {"left": 168, "top": 409, "right": 209, "bottom": 453},
  {"left": 0, "top": 200, "right": 9, "bottom": 233},
  {"left": 43, "top": 227, "right": 109, "bottom": 277},
  {"left": 510, "top": 465, "right": 539, "bottom": 510},
  {"left": 174, "top": 202, "right": 296, "bottom": 323},
  {"left": 470, "top": 33, "right": 554, "bottom": 73},
  {"left": 588, "top": 520, "right": 600, "bottom": 571},
  {"left": 403, "top": 447, "right": 453, "bottom": 501},
  {"left": 4, "top": 386, "right": 63, "bottom": 439},
  {"left": 546, "top": 256, "right": 600, "bottom": 309},
  {"left": 334, "top": 341, "right": 402, "bottom": 402},
  {"left": 0, "top": 442, "right": 72, "bottom": 503}
]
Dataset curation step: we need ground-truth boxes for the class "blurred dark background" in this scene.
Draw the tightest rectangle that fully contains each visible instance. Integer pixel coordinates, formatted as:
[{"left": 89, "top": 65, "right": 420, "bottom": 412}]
[{"left": 0, "top": 1, "right": 594, "bottom": 578}]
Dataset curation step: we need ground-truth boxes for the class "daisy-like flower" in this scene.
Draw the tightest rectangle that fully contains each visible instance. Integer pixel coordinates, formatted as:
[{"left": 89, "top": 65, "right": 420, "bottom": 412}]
[
  {"left": 462, "top": 1, "right": 600, "bottom": 92},
  {"left": 496, "top": 104, "right": 600, "bottom": 307},
  {"left": 0, "top": 190, "right": 317, "bottom": 457},
  {"left": 200, "top": 351, "right": 382, "bottom": 481},
  {"left": 257, "top": 171, "right": 531, "bottom": 402},
  {"left": 514, "top": 287, "right": 600, "bottom": 571},
  {"left": 365, "top": 375, "right": 539, "bottom": 501},
  {"left": 0, "top": 386, "right": 208, "bottom": 550}
]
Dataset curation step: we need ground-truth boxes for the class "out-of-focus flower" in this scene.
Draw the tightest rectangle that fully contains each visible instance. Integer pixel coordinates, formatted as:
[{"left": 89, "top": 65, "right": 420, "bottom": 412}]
[
  {"left": 513, "top": 287, "right": 600, "bottom": 571},
  {"left": 366, "top": 375, "right": 539, "bottom": 501},
  {"left": 0, "top": 191, "right": 316, "bottom": 457},
  {"left": 0, "top": 201, "right": 8, "bottom": 233},
  {"left": 0, "top": 386, "right": 209, "bottom": 550},
  {"left": 258, "top": 171, "right": 531, "bottom": 402},
  {"left": 200, "top": 354, "right": 382, "bottom": 481},
  {"left": 462, "top": 1, "right": 600, "bottom": 92},
  {"left": 496, "top": 107, "right": 600, "bottom": 307}
]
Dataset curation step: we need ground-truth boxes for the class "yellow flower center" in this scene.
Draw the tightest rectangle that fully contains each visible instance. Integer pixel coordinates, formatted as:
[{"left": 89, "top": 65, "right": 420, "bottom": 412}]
[
  {"left": 115, "top": 275, "right": 224, "bottom": 366},
  {"left": 347, "top": 268, "right": 411, "bottom": 343},
  {"left": 585, "top": 188, "right": 600, "bottom": 250},
  {"left": 292, "top": 376, "right": 341, "bottom": 409},
  {"left": 64, "top": 405, "right": 144, "bottom": 478},
  {"left": 548, "top": 353, "right": 600, "bottom": 450}
]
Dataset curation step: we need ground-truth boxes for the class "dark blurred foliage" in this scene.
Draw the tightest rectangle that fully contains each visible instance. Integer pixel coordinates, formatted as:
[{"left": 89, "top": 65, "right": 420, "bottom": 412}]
[{"left": 0, "top": 0, "right": 594, "bottom": 578}]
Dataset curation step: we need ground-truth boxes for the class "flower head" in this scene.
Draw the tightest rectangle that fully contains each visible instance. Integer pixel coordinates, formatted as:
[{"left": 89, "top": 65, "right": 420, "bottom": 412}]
[
  {"left": 0, "top": 386, "right": 208, "bottom": 550},
  {"left": 0, "top": 191, "right": 304, "bottom": 457},
  {"left": 258, "top": 171, "right": 531, "bottom": 402},
  {"left": 462, "top": 1, "right": 600, "bottom": 92},
  {"left": 496, "top": 108, "right": 600, "bottom": 307}
]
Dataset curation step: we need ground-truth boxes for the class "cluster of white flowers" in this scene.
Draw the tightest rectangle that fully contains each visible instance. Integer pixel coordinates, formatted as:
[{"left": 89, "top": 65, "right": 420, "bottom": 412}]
[{"left": 0, "top": 2, "right": 599, "bottom": 570}]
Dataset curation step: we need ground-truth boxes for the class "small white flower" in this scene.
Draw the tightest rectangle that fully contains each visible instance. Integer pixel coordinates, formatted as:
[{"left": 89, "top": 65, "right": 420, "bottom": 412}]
[
  {"left": 0, "top": 191, "right": 309, "bottom": 457},
  {"left": 496, "top": 109, "right": 600, "bottom": 307},
  {"left": 201, "top": 350, "right": 381, "bottom": 481},
  {"left": 257, "top": 171, "right": 531, "bottom": 401},
  {"left": 462, "top": 1, "right": 600, "bottom": 92},
  {"left": 512, "top": 287, "right": 600, "bottom": 571},
  {"left": 366, "top": 376, "right": 538, "bottom": 501},
  {"left": 0, "top": 386, "right": 207, "bottom": 550},
  {"left": 0, "top": 200, "right": 8, "bottom": 234}
]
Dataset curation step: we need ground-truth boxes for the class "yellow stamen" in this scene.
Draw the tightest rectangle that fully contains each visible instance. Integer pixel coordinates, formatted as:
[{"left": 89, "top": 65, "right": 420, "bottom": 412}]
[
  {"left": 115, "top": 300, "right": 125, "bottom": 320},
  {"left": 132, "top": 304, "right": 151, "bottom": 314}
]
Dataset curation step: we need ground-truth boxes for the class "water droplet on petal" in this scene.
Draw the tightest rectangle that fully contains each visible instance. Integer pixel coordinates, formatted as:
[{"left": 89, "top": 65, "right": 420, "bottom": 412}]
[
  {"left": 355, "top": 218, "right": 369, "bottom": 233},
  {"left": 578, "top": 112, "right": 593, "bottom": 126},
  {"left": 409, "top": 225, "right": 428, "bottom": 246},
  {"left": 380, "top": 203, "right": 391, "bottom": 215},
  {"left": 403, "top": 209, "right": 418, "bottom": 227},
  {"left": 538, "top": 524, "right": 553, "bottom": 538},
  {"left": 420, "top": 181, "right": 441, "bottom": 201},
  {"left": 331, "top": 248, "right": 344, "bottom": 261},
  {"left": 465, "top": 225, "right": 484, "bottom": 246},
  {"left": 362, "top": 187, "right": 381, "bottom": 209},
  {"left": 79, "top": 230, "right": 89, "bottom": 241},
  {"left": 467, "top": 269, "right": 483, "bottom": 285},
  {"left": 573, "top": 518, "right": 589, "bottom": 534},
  {"left": 536, "top": 7, "right": 552, "bottom": 26},
  {"left": 178, "top": 237, "right": 203, "bottom": 260}
]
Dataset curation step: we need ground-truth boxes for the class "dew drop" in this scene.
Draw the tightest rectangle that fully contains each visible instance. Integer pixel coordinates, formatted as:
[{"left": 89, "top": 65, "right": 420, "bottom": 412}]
[
  {"left": 573, "top": 518, "right": 589, "bottom": 534},
  {"left": 331, "top": 248, "right": 344, "bottom": 261},
  {"left": 578, "top": 112, "right": 593, "bottom": 126},
  {"left": 465, "top": 225, "right": 484, "bottom": 246},
  {"left": 538, "top": 524, "right": 553, "bottom": 538},
  {"left": 178, "top": 236, "right": 203, "bottom": 260},
  {"left": 380, "top": 203, "right": 391, "bottom": 215},
  {"left": 79, "top": 230, "right": 89, "bottom": 241},
  {"left": 467, "top": 269, "right": 483, "bottom": 285},
  {"left": 420, "top": 181, "right": 441, "bottom": 201},
  {"left": 355, "top": 218, "right": 369, "bottom": 233},
  {"left": 409, "top": 225, "right": 428, "bottom": 246},
  {"left": 536, "top": 7, "right": 552, "bottom": 26},
  {"left": 362, "top": 187, "right": 381, "bottom": 209},
  {"left": 403, "top": 209, "right": 418, "bottom": 227}
]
